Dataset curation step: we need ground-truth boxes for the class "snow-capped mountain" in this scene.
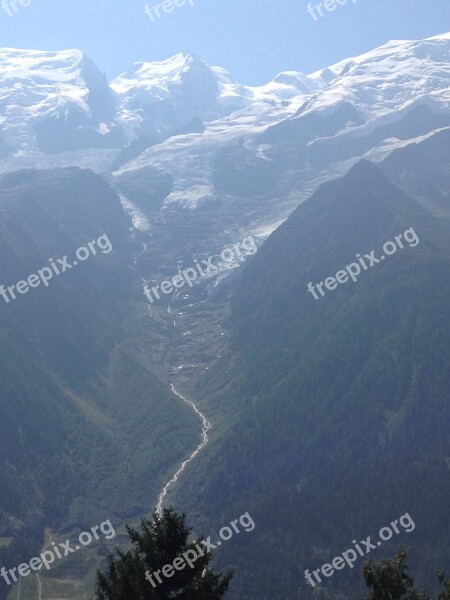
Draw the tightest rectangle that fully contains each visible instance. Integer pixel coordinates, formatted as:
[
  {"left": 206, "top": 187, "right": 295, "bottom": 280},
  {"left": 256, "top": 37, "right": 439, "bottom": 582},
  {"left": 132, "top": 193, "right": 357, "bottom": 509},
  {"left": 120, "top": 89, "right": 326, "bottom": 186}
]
[
  {"left": 0, "top": 47, "right": 327, "bottom": 160},
  {"left": 111, "top": 51, "right": 225, "bottom": 139},
  {"left": 115, "top": 32, "right": 450, "bottom": 208},
  {"left": 111, "top": 50, "right": 323, "bottom": 141},
  {"left": 0, "top": 48, "right": 124, "bottom": 155},
  {"left": 273, "top": 32, "right": 450, "bottom": 138},
  {"left": 0, "top": 32, "right": 448, "bottom": 177}
]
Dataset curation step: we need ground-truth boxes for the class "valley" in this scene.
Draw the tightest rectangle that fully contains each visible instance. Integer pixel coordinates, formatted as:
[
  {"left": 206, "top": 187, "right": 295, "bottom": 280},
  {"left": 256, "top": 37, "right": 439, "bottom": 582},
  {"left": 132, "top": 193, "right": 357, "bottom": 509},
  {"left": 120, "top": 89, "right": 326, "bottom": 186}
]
[{"left": 0, "top": 30, "right": 449, "bottom": 600}]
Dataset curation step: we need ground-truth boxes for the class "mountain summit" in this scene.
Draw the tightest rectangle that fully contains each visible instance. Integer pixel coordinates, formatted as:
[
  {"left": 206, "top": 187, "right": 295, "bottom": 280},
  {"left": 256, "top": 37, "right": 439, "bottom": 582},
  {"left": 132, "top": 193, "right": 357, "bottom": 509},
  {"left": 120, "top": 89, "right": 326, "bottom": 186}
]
[
  {"left": 0, "top": 48, "right": 123, "bottom": 153},
  {"left": 0, "top": 33, "right": 448, "bottom": 160}
]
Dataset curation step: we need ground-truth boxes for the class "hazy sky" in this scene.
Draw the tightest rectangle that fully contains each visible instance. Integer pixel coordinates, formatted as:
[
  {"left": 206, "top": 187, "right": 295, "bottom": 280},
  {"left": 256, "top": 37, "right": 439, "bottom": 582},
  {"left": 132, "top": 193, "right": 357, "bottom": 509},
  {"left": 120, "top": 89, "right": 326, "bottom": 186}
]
[{"left": 0, "top": 0, "right": 449, "bottom": 84}]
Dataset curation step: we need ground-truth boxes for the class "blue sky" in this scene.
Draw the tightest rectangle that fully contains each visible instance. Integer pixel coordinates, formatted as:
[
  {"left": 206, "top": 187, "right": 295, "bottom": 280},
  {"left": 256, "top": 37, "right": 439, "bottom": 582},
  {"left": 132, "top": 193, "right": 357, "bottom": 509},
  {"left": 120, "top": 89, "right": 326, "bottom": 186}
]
[{"left": 0, "top": 0, "right": 449, "bottom": 84}]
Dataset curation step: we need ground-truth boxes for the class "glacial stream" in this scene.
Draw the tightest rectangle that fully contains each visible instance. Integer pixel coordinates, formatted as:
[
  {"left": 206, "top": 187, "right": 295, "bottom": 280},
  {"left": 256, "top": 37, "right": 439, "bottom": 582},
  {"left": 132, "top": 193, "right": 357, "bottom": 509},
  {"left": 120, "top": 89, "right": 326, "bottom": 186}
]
[{"left": 155, "top": 384, "right": 211, "bottom": 514}]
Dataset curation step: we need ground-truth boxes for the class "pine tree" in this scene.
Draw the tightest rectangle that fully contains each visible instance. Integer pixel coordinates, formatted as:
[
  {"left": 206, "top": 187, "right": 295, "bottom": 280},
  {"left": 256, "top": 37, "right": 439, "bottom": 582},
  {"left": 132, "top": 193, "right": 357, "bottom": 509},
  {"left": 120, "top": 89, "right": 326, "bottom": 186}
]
[
  {"left": 96, "top": 508, "right": 232, "bottom": 599},
  {"left": 437, "top": 572, "right": 450, "bottom": 600},
  {"left": 362, "top": 548, "right": 449, "bottom": 600}
]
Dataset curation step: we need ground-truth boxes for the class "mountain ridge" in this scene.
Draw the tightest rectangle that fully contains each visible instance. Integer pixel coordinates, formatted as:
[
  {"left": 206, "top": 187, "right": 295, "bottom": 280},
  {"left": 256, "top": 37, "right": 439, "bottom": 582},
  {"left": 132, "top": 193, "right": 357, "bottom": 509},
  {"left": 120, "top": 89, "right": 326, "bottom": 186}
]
[{"left": 0, "top": 31, "right": 448, "bottom": 160}]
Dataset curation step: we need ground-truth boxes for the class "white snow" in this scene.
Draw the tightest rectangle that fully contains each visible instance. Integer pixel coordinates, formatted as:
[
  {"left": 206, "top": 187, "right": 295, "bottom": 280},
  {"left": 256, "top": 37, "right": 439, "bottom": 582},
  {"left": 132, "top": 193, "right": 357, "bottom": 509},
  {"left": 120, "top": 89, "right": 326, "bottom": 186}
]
[{"left": 0, "top": 32, "right": 448, "bottom": 189}]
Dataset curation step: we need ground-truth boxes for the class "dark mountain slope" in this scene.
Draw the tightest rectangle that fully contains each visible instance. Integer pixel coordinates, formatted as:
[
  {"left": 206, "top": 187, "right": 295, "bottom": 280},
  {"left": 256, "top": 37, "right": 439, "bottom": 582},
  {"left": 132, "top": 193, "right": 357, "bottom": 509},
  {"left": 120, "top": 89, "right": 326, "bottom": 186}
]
[
  {"left": 177, "top": 157, "right": 450, "bottom": 600},
  {"left": 0, "top": 168, "right": 199, "bottom": 598},
  {"left": 380, "top": 127, "right": 450, "bottom": 213}
]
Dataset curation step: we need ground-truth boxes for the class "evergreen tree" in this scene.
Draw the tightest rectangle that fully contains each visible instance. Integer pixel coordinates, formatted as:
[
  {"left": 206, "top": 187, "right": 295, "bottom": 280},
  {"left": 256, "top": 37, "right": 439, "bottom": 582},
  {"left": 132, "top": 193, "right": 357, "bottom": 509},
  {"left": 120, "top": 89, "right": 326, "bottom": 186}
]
[
  {"left": 96, "top": 508, "right": 232, "bottom": 599},
  {"left": 437, "top": 572, "right": 450, "bottom": 600},
  {"left": 362, "top": 548, "right": 449, "bottom": 600}
]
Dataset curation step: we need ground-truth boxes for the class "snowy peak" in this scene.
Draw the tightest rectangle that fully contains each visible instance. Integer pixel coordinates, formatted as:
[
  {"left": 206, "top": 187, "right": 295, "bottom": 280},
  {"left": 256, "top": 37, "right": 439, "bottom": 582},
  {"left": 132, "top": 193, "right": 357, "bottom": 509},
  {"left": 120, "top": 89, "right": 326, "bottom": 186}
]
[
  {"left": 112, "top": 50, "right": 213, "bottom": 92},
  {"left": 111, "top": 50, "right": 227, "bottom": 138},
  {"left": 0, "top": 47, "right": 85, "bottom": 80},
  {"left": 0, "top": 32, "right": 448, "bottom": 162},
  {"left": 294, "top": 33, "right": 450, "bottom": 122},
  {"left": 272, "top": 71, "right": 319, "bottom": 92},
  {"left": 0, "top": 48, "right": 122, "bottom": 154},
  {"left": 111, "top": 50, "right": 324, "bottom": 139},
  {"left": 0, "top": 48, "right": 102, "bottom": 110}
]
